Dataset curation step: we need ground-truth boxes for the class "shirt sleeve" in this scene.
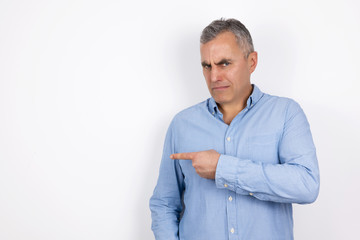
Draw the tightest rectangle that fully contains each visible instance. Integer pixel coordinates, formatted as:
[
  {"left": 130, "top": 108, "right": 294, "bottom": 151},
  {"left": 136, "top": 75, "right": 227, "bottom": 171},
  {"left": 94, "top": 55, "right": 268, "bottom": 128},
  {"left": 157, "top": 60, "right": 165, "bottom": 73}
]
[
  {"left": 149, "top": 120, "right": 184, "bottom": 240},
  {"left": 215, "top": 100, "right": 320, "bottom": 204}
]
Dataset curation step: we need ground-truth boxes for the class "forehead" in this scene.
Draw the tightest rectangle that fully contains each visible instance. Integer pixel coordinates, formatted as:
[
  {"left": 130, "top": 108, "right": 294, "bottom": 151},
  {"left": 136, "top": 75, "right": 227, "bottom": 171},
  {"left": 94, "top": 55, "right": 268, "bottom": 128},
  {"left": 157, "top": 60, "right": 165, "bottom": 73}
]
[{"left": 200, "top": 31, "right": 243, "bottom": 61}]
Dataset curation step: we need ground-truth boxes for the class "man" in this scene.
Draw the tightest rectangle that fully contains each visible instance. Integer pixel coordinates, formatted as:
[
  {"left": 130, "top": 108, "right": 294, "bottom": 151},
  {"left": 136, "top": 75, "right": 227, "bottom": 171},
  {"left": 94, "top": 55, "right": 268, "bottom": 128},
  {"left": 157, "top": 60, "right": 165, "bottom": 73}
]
[{"left": 149, "top": 18, "right": 319, "bottom": 240}]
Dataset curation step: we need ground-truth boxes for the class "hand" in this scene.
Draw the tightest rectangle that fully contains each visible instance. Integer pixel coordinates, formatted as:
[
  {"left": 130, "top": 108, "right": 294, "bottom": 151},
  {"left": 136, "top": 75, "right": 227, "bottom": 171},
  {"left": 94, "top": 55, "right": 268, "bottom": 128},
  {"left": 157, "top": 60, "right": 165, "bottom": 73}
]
[{"left": 170, "top": 150, "right": 220, "bottom": 179}]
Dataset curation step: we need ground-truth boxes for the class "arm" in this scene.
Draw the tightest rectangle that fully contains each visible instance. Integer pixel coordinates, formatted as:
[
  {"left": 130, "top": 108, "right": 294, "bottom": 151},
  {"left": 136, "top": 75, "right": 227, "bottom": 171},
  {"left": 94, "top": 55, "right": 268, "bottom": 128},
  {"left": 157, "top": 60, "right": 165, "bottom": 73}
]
[
  {"left": 149, "top": 121, "right": 184, "bottom": 240},
  {"left": 215, "top": 100, "right": 320, "bottom": 204}
]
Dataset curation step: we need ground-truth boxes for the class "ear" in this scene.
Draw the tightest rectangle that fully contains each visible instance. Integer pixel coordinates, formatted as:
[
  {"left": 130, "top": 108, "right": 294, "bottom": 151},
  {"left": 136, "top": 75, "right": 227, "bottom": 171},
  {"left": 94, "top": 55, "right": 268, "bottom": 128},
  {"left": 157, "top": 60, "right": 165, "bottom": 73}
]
[{"left": 248, "top": 51, "right": 258, "bottom": 74}]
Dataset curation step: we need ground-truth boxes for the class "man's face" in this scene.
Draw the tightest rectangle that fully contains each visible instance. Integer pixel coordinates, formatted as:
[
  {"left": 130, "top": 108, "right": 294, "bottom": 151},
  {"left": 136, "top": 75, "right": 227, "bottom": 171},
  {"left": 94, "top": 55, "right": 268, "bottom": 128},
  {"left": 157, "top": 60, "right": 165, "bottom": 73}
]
[{"left": 200, "top": 31, "right": 257, "bottom": 107}]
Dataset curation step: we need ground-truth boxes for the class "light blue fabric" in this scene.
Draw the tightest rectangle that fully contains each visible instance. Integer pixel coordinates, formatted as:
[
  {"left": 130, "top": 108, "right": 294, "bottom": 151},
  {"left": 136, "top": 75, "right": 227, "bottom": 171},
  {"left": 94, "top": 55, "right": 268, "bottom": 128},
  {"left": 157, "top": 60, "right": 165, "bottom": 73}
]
[{"left": 149, "top": 85, "right": 320, "bottom": 240}]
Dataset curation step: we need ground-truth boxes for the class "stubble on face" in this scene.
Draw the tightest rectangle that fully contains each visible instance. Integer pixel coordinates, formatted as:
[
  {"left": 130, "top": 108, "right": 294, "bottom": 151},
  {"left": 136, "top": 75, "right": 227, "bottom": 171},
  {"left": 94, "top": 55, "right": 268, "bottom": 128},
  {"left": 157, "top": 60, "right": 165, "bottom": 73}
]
[{"left": 200, "top": 31, "right": 254, "bottom": 110}]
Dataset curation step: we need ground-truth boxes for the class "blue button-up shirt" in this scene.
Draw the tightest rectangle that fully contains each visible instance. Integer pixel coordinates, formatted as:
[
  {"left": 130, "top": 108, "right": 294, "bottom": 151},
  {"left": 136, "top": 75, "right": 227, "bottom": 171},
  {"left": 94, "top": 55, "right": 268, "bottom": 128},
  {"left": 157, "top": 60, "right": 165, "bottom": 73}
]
[{"left": 150, "top": 85, "right": 320, "bottom": 240}]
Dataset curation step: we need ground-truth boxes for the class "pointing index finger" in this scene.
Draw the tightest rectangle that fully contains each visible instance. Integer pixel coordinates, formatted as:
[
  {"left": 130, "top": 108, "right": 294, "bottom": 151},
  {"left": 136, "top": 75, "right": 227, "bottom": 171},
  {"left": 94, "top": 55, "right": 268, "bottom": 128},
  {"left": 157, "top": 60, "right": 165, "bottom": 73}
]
[{"left": 170, "top": 152, "right": 194, "bottom": 160}]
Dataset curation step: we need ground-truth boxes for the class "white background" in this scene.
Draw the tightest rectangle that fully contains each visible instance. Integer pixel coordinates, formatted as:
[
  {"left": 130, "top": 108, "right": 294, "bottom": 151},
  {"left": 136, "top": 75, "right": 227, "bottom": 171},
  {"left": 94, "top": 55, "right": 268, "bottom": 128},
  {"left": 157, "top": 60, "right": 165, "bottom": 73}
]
[{"left": 1, "top": 0, "right": 359, "bottom": 239}]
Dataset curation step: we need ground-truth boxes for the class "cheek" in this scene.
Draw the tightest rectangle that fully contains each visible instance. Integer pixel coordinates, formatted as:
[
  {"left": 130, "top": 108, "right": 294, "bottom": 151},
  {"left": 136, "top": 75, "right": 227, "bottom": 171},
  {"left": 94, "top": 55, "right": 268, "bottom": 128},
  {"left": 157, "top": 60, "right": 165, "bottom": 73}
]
[
  {"left": 203, "top": 71, "right": 211, "bottom": 83},
  {"left": 224, "top": 69, "right": 238, "bottom": 84},
  {"left": 231, "top": 67, "right": 249, "bottom": 83},
  {"left": 202, "top": 69, "right": 207, "bottom": 77}
]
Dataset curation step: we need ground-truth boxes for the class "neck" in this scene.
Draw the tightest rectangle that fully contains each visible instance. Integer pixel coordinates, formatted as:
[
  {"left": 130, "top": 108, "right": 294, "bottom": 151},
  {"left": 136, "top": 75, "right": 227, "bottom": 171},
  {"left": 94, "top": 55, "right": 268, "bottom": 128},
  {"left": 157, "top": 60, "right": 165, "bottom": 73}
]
[{"left": 218, "top": 84, "right": 253, "bottom": 125}]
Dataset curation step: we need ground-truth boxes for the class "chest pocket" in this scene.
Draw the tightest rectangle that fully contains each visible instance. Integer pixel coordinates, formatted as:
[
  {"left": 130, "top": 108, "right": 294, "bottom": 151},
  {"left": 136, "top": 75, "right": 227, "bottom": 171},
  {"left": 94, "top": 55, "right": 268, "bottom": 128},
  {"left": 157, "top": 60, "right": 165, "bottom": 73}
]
[{"left": 246, "top": 133, "right": 279, "bottom": 164}]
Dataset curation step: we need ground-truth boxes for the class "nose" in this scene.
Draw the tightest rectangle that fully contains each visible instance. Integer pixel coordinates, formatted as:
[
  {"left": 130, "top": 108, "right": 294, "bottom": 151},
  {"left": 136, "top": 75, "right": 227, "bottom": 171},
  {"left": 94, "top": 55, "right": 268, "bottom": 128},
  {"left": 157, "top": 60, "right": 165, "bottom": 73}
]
[{"left": 210, "top": 66, "right": 220, "bottom": 82}]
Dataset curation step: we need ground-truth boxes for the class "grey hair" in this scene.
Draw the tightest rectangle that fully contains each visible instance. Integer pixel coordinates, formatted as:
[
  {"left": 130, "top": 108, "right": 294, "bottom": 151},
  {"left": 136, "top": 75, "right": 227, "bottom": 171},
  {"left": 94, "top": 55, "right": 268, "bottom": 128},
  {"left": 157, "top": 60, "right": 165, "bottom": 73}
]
[{"left": 200, "top": 18, "right": 254, "bottom": 57}]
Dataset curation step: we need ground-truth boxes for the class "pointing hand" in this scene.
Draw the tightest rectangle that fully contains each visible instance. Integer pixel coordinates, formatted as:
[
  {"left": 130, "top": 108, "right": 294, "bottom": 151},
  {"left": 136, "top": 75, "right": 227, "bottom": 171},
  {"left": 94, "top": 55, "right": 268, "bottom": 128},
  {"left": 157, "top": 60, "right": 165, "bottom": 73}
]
[{"left": 170, "top": 150, "right": 220, "bottom": 179}]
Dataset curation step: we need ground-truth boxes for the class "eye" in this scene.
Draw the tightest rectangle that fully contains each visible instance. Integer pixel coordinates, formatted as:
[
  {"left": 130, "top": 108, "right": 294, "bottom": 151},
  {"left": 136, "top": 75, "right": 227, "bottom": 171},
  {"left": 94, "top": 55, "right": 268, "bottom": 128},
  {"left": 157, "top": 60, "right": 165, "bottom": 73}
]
[
  {"left": 203, "top": 64, "right": 211, "bottom": 70},
  {"left": 222, "top": 62, "right": 230, "bottom": 67}
]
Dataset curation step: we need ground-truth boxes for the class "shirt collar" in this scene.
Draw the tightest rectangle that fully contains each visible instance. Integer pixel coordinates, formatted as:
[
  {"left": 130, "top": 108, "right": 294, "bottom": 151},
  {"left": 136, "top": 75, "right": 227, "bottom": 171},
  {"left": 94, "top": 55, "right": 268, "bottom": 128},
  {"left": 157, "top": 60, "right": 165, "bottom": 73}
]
[
  {"left": 246, "top": 84, "right": 263, "bottom": 109},
  {"left": 207, "top": 84, "right": 264, "bottom": 116}
]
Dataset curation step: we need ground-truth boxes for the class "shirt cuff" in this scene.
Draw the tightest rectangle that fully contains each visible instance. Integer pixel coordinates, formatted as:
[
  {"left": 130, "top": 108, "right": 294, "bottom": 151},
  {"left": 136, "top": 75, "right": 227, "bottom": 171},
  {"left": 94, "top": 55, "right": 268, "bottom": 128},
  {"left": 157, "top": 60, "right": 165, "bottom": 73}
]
[{"left": 215, "top": 154, "right": 253, "bottom": 196}]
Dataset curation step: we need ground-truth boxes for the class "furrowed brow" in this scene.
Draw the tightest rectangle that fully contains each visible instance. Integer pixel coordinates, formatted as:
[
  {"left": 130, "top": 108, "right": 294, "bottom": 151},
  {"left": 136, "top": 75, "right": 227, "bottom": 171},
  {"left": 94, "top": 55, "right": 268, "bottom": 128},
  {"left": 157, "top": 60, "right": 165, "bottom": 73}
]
[
  {"left": 201, "top": 61, "right": 211, "bottom": 67},
  {"left": 214, "top": 59, "right": 232, "bottom": 65}
]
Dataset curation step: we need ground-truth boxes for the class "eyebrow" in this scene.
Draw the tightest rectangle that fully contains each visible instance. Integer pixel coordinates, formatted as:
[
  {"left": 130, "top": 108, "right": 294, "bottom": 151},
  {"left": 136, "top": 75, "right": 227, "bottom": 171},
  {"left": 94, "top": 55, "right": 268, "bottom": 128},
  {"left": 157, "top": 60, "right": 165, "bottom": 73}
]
[
  {"left": 201, "top": 61, "right": 210, "bottom": 67},
  {"left": 215, "top": 59, "right": 232, "bottom": 65},
  {"left": 201, "top": 58, "right": 232, "bottom": 67}
]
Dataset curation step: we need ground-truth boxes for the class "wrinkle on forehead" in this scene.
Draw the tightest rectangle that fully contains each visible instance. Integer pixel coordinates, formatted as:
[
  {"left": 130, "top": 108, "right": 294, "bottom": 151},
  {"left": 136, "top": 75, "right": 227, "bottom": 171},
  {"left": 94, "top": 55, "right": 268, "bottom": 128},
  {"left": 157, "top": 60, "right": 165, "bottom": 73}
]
[{"left": 200, "top": 32, "right": 244, "bottom": 64}]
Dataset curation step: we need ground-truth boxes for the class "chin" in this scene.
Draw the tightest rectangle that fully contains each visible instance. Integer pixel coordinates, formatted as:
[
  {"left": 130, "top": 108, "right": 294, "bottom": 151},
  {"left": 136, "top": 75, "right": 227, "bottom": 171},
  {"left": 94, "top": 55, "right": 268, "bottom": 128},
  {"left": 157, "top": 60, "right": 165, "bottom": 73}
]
[{"left": 213, "top": 96, "right": 230, "bottom": 105}]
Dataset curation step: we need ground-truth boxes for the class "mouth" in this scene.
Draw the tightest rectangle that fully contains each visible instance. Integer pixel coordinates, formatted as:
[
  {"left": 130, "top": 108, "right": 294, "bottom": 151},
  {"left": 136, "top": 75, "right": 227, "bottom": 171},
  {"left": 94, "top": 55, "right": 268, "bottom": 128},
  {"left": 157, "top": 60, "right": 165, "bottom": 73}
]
[{"left": 212, "top": 86, "right": 229, "bottom": 91}]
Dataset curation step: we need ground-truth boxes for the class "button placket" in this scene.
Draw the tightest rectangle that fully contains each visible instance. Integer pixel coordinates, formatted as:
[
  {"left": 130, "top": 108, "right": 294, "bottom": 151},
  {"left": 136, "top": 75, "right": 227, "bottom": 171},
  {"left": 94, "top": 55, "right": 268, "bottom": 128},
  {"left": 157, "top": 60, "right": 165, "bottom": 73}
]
[{"left": 224, "top": 123, "right": 237, "bottom": 239}]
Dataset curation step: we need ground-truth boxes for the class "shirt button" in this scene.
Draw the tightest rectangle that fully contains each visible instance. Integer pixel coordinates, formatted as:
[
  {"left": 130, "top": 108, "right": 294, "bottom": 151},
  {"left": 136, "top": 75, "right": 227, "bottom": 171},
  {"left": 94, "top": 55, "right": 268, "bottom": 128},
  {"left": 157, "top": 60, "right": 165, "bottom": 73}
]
[
  {"left": 249, "top": 192, "right": 253, "bottom": 196},
  {"left": 224, "top": 184, "right": 228, "bottom": 188},
  {"left": 212, "top": 111, "right": 215, "bottom": 115},
  {"left": 230, "top": 228, "right": 235, "bottom": 234},
  {"left": 228, "top": 196, "right": 232, "bottom": 201},
  {"left": 226, "top": 137, "right": 231, "bottom": 142}
]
